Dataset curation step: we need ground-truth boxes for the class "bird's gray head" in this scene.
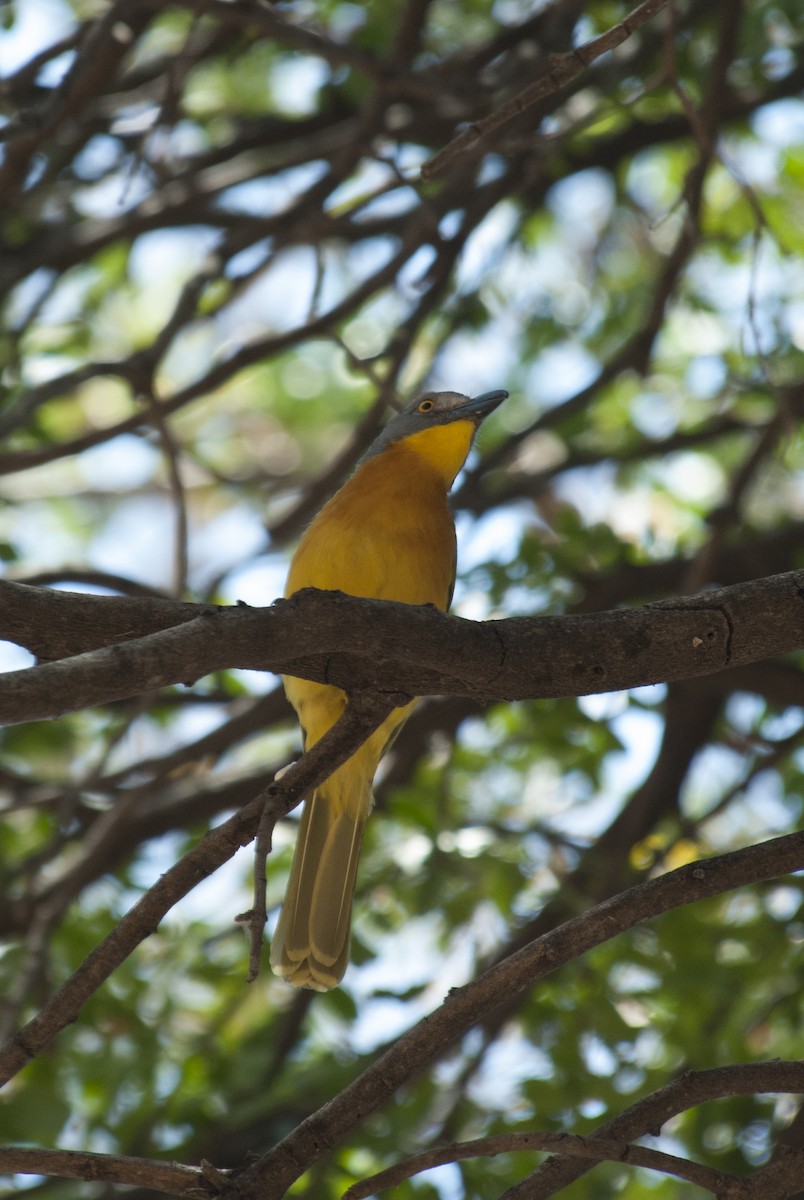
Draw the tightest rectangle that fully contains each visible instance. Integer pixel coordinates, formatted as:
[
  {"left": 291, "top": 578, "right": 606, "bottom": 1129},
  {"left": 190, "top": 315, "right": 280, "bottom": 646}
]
[{"left": 361, "top": 389, "right": 509, "bottom": 463}]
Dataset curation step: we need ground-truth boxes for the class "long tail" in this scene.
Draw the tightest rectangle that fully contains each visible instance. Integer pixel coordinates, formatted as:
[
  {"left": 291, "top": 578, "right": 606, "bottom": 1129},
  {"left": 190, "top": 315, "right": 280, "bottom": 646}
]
[{"left": 270, "top": 785, "right": 368, "bottom": 991}]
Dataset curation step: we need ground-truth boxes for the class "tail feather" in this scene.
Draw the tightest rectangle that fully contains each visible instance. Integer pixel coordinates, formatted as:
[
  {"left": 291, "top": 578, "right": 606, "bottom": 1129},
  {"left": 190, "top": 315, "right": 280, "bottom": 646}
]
[{"left": 271, "top": 787, "right": 367, "bottom": 991}]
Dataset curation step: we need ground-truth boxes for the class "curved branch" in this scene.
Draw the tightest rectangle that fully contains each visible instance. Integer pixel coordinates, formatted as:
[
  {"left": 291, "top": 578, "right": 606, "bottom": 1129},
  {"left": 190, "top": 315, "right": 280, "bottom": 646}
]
[
  {"left": 344, "top": 1129, "right": 738, "bottom": 1198},
  {"left": 506, "top": 1061, "right": 804, "bottom": 1199}
]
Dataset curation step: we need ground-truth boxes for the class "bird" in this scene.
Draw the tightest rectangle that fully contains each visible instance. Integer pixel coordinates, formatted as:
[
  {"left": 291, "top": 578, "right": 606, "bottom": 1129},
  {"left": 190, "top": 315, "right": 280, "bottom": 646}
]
[{"left": 270, "top": 387, "right": 509, "bottom": 990}]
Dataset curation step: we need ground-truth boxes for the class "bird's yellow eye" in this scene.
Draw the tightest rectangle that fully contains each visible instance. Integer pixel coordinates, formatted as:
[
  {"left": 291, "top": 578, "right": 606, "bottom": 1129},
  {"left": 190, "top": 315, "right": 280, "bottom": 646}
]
[{"left": 418, "top": 399, "right": 434, "bottom": 413}]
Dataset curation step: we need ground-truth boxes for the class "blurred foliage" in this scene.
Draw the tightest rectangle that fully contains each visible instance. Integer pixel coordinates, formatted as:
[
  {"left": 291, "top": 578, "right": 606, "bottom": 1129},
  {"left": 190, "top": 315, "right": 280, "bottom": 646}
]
[{"left": 1, "top": 0, "right": 803, "bottom": 1197}]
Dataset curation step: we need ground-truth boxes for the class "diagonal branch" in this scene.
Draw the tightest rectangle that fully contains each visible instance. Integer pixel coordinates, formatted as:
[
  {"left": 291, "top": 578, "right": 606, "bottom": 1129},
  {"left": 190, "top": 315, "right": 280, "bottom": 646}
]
[
  {"left": 225, "top": 832, "right": 804, "bottom": 1199},
  {"left": 421, "top": 0, "right": 673, "bottom": 177},
  {"left": 3, "top": 841, "right": 801, "bottom": 1198},
  {"left": 0, "top": 687, "right": 395, "bottom": 1087}
]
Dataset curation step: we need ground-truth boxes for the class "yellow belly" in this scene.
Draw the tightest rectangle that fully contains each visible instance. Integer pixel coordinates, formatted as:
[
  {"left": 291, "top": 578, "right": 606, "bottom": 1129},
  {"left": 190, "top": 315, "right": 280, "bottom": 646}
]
[{"left": 273, "top": 435, "right": 461, "bottom": 987}]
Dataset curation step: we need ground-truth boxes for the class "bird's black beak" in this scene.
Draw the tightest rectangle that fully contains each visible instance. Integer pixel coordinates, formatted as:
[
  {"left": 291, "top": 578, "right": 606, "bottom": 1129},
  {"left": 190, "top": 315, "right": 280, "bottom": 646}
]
[{"left": 460, "top": 390, "right": 509, "bottom": 421}]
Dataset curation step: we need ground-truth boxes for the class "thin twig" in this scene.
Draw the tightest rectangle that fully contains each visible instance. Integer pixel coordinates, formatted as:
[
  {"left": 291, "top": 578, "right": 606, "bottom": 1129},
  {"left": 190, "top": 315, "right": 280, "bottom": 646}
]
[
  {"left": 421, "top": 0, "right": 673, "bottom": 178},
  {"left": 241, "top": 689, "right": 398, "bottom": 981}
]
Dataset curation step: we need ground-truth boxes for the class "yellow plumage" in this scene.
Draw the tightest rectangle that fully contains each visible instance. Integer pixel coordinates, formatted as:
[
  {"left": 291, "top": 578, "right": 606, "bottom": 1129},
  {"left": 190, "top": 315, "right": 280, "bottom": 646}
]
[{"left": 271, "top": 390, "right": 507, "bottom": 990}]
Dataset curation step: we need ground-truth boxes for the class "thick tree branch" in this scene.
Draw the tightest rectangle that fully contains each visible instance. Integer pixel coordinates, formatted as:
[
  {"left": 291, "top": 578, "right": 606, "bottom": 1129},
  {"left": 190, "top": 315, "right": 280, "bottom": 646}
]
[{"left": 1, "top": 572, "right": 803, "bottom": 724}]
